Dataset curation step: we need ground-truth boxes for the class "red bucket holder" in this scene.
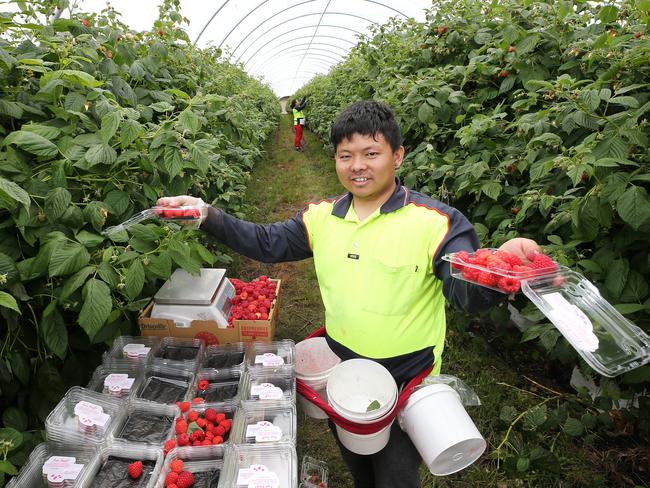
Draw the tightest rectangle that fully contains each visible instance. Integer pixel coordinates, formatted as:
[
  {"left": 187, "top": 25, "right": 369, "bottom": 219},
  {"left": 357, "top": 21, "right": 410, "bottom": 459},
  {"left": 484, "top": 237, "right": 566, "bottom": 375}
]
[{"left": 296, "top": 327, "right": 433, "bottom": 435}]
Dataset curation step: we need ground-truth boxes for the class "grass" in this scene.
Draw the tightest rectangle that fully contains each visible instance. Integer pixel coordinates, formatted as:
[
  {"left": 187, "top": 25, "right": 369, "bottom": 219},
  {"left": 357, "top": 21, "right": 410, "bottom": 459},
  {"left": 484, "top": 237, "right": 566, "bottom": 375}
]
[{"left": 225, "top": 115, "right": 619, "bottom": 488}]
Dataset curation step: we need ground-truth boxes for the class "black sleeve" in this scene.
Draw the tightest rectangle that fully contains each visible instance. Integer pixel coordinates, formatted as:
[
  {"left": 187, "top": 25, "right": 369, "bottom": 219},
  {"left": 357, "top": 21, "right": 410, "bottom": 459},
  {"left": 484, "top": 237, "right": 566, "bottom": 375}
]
[
  {"left": 200, "top": 206, "right": 313, "bottom": 263},
  {"left": 433, "top": 207, "right": 506, "bottom": 313},
  {"left": 296, "top": 97, "right": 307, "bottom": 110}
]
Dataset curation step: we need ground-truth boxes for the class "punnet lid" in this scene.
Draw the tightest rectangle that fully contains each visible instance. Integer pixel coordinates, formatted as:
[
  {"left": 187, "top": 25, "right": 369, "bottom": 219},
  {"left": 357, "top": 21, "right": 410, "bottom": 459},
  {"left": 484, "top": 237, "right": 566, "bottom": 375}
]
[
  {"left": 522, "top": 269, "right": 650, "bottom": 377},
  {"left": 154, "top": 268, "right": 227, "bottom": 305}
]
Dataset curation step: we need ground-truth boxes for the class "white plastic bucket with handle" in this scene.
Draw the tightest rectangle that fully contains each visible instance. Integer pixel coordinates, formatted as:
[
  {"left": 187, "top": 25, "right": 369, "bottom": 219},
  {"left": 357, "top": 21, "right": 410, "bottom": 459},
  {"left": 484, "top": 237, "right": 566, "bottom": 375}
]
[
  {"left": 326, "top": 359, "right": 398, "bottom": 455},
  {"left": 398, "top": 383, "right": 486, "bottom": 476},
  {"left": 295, "top": 337, "right": 341, "bottom": 419}
]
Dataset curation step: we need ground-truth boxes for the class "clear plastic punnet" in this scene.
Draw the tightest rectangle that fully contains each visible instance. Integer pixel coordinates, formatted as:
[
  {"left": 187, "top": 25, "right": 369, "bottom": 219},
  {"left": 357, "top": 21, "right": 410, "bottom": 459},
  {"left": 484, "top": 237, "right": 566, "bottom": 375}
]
[
  {"left": 102, "top": 203, "right": 207, "bottom": 236},
  {"left": 102, "top": 336, "right": 161, "bottom": 367},
  {"left": 111, "top": 401, "right": 179, "bottom": 446},
  {"left": 6, "top": 443, "right": 95, "bottom": 488},
  {"left": 300, "top": 456, "right": 329, "bottom": 488},
  {"left": 86, "top": 364, "right": 145, "bottom": 401},
  {"left": 241, "top": 371, "right": 296, "bottom": 407},
  {"left": 443, "top": 250, "right": 650, "bottom": 377},
  {"left": 133, "top": 365, "right": 195, "bottom": 405},
  {"left": 219, "top": 443, "right": 297, "bottom": 488},
  {"left": 174, "top": 400, "right": 237, "bottom": 446},
  {"left": 201, "top": 342, "right": 246, "bottom": 375},
  {"left": 521, "top": 269, "right": 650, "bottom": 377},
  {"left": 78, "top": 440, "right": 163, "bottom": 488},
  {"left": 154, "top": 445, "right": 227, "bottom": 488},
  {"left": 442, "top": 248, "right": 559, "bottom": 294},
  {"left": 45, "top": 387, "right": 125, "bottom": 448},
  {"left": 244, "top": 340, "right": 295, "bottom": 374},
  {"left": 231, "top": 404, "right": 297, "bottom": 446},
  {"left": 192, "top": 369, "right": 243, "bottom": 405},
  {"left": 150, "top": 337, "right": 205, "bottom": 372}
]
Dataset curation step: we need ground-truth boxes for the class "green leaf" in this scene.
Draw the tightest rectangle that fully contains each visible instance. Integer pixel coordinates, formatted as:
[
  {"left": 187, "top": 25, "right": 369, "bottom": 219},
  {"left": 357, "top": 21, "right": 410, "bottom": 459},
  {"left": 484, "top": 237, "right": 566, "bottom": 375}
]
[
  {"left": 41, "top": 301, "right": 68, "bottom": 359},
  {"left": 60, "top": 265, "right": 95, "bottom": 299},
  {"left": 2, "top": 130, "right": 59, "bottom": 157},
  {"left": 598, "top": 5, "right": 618, "bottom": 23},
  {"left": 2, "top": 407, "right": 28, "bottom": 432},
  {"left": 605, "top": 259, "right": 629, "bottom": 300},
  {"left": 0, "top": 177, "right": 30, "bottom": 212},
  {"left": 481, "top": 181, "right": 502, "bottom": 200},
  {"left": 0, "top": 428, "right": 23, "bottom": 451},
  {"left": 563, "top": 417, "right": 584, "bottom": 436},
  {"left": 78, "top": 279, "right": 112, "bottom": 339},
  {"left": 151, "top": 101, "right": 174, "bottom": 112},
  {"left": 75, "top": 230, "right": 105, "bottom": 248},
  {"left": 45, "top": 187, "right": 71, "bottom": 221},
  {"left": 40, "top": 69, "right": 101, "bottom": 88},
  {"left": 608, "top": 96, "right": 639, "bottom": 108},
  {"left": 179, "top": 109, "right": 201, "bottom": 133},
  {"left": 0, "top": 459, "right": 18, "bottom": 475},
  {"left": 366, "top": 400, "right": 381, "bottom": 412},
  {"left": 167, "top": 239, "right": 200, "bottom": 274},
  {"left": 124, "top": 259, "right": 144, "bottom": 301},
  {"left": 616, "top": 186, "right": 650, "bottom": 230},
  {"left": 0, "top": 291, "right": 20, "bottom": 313},
  {"left": 128, "top": 224, "right": 160, "bottom": 242},
  {"left": 85, "top": 143, "right": 117, "bottom": 166},
  {"left": 417, "top": 102, "right": 434, "bottom": 124},
  {"left": 146, "top": 253, "right": 172, "bottom": 279},
  {"left": 500, "top": 405, "right": 517, "bottom": 423},
  {"left": 103, "top": 190, "right": 131, "bottom": 217},
  {"left": 120, "top": 119, "right": 143, "bottom": 147},
  {"left": 516, "top": 457, "right": 530, "bottom": 472},
  {"left": 97, "top": 261, "right": 119, "bottom": 287},
  {"left": 614, "top": 303, "right": 645, "bottom": 314},
  {"left": 48, "top": 241, "right": 91, "bottom": 277},
  {"left": 524, "top": 404, "right": 547, "bottom": 429},
  {"left": 100, "top": 111, "right": 121, "bottom": 144},
  {"left": 84, "top": 201, "right": 108, "bottom": 232},
  {"left": 22, "top": 123, "right": 61, "bottom": 140},
  {"left": 10, "top": 351, "right": 29, "bottom": 385}
]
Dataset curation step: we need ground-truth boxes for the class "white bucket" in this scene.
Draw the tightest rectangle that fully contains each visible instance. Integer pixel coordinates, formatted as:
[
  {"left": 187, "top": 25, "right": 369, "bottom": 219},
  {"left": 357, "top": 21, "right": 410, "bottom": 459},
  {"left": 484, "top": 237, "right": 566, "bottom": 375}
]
[
  {"left": 295, "top": 338, "right": 341, "bottom": 419},
  {"left": 398, "top": 384, "right": 486, "bottom": 476},
  {"left": 326, "top": 359, "right": 398, "bottom": 454}
]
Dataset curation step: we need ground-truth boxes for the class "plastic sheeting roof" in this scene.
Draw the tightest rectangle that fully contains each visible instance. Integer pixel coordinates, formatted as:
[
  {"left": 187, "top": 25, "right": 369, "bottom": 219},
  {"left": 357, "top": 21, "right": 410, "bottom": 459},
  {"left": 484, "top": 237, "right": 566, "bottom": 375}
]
[{"left": 75, "top": 0, "right": 432, "bottom": 96}]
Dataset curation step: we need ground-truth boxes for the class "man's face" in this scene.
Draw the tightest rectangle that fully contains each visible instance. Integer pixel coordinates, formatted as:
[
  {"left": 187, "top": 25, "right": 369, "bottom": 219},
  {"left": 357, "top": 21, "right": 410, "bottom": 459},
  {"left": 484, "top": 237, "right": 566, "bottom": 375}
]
[{"left": 335, "top": 132, "right": 404, "bottom": 205}]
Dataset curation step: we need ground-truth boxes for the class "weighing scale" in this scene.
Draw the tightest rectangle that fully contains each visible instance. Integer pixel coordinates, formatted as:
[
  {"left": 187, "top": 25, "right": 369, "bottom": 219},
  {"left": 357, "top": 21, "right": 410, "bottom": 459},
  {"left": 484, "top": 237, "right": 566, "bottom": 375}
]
[{"left": 150, "top": 268, "right": 236, "bottom": 328}]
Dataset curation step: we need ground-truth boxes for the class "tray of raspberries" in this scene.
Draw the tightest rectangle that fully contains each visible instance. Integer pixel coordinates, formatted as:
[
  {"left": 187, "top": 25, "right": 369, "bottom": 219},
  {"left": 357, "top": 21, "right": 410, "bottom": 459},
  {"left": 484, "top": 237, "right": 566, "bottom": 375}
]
[{"left": 443, "top": 248, "right": 559, "bottom": 293}]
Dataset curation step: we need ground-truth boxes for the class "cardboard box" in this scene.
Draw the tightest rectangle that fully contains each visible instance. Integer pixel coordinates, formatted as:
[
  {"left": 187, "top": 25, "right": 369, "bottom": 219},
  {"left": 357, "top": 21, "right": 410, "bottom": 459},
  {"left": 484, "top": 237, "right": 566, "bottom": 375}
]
[{"left": 138, "top": 279, "right": 281, "bottom": 344}]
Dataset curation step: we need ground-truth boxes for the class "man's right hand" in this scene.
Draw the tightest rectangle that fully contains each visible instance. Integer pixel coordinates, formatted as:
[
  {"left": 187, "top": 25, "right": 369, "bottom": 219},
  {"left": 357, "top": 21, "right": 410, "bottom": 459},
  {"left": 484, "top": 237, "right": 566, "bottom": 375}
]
[{"left": 157, "top": 195, "right": 208, "bottom": 224}]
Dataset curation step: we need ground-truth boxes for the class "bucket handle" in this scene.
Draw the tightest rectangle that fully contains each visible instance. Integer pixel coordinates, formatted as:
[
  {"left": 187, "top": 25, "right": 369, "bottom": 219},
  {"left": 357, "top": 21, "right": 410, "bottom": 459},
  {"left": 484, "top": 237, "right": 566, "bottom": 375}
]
[{"left": 296, "top": 327, "right": 433, "bottom": 435}]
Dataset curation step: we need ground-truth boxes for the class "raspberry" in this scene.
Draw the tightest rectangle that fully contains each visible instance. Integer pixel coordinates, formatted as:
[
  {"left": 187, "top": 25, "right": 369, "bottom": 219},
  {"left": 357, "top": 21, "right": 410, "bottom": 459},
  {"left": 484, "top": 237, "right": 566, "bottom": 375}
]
[
  {"left": 165, "top": 471, "right": 179, "bottom": 486},
  {"left": 175, "top": 420, "right": 188, "bottom": 434},
  {"left": 194, "top": 331, "right": 219, "bottom": 346},
  {"left": 196, "top": 418, "right": 206, "bottom": 428},
  {"left": 127, "top": 460, "right": 143, "bottom": 479},
  {"left": 512, "top": 265, "right": 533, "bottom": 274},
  {"left": 187, "top": 410, "right": 199, "bottom": 422},
  {"left": 191, "top": 397, "right": 205, "bottom": 404},
  {"left": 170, "top": 459, "right": 184, "bottom": 473},
  {"left": 163, "top": 439, "right": 176, "bottom": 455},
  {"left": 452, "top": 250, "right": 470, "bottom": 270},
  {"left": 477, "top": 271, "right": 498, "bottom": 287},
  {"left": 204, "top": 408, "right": 218, "bottom": 423},
  {"left": 177, "top": 433, "right": 189, "bottom": 446},
  {"left": 178, "top": 402, "right": 190, "bottom": 413},
  {"left": 220, "top": 419, "right": 231, "bottom": 432},
  {"left": 176, "top": 471, "right": 194, "bottom": 488},
  {"left": 168, "top": 484, "right": 179, "bottom": 488},
  {"left": 197, "top": 379, "right": 209, "bottom": 391},
  {"left": 498, "top": 277, "right": 521, "bottom": 294},
  {"left": 212, "top": 435, "right": 224, "bottom": 444},
  {"left": 501, "top": 253, "right": 522, "bottom": 266},
  {"left": 461, "top": 267, "right": 479, "bottom": 282},
  {"left": 214, "top": 425, "right": 225, "bottom": 436},
  {"left": 530, "top": 253, "right": 556, "bottom": 271},
  {"left": 216, "top": 413, "right": 226, "bottom": 423}
]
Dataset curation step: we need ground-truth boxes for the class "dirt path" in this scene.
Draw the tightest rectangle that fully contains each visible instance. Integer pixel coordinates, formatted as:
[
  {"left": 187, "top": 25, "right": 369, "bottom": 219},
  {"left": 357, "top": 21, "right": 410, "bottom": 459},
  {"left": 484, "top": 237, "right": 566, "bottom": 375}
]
[{"left": 229, "top": 115, "right": 355, "bottom": 486}]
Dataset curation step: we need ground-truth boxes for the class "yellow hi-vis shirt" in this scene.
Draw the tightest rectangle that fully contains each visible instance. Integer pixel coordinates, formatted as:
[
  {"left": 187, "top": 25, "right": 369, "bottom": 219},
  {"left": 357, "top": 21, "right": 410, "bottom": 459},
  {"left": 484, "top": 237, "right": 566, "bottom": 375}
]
[
  {"left": 292, "top": 108, "right": 305, "bottom": 125},
  {"left": 301, "top": 190, "right": 450, "bottom": 374}
]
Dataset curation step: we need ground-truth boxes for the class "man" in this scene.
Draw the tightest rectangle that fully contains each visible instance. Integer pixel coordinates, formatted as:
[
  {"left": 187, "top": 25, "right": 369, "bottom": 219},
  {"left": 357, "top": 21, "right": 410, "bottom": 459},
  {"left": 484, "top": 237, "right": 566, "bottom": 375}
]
[
  {"left": 158, "top": 100, "right": 540, "bottom": 487},
  {"left": 290, "top": 96, "right": 307, "bottom": 150}
]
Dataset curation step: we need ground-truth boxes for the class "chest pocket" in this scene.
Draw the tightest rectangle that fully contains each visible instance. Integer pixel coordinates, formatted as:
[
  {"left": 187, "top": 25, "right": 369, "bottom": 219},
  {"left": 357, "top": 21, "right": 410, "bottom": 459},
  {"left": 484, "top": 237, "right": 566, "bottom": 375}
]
[{"left": 361, "top": 257, "right": 420, "bottom": 316}]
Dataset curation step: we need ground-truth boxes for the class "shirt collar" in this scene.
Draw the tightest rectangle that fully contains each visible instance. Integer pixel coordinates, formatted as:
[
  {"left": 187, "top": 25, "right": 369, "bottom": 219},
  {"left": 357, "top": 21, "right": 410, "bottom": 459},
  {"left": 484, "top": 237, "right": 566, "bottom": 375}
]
[{"left": 331, "top": 178, "right": 408, "bottom": 218}]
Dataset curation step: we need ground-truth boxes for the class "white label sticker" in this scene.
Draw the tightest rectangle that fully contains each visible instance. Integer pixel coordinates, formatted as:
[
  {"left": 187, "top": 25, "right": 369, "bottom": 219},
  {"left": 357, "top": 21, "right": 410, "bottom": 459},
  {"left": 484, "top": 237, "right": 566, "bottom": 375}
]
[
  {"left": 123, "top": 344, "right": 151, "bottom": 357},
  {"left": 236, "top": 464, "right": 268, "bottom": 485},
  {"left": 254, "top": 353, "right": 284, "bottom": 367},
  {"left": 74, "top": 401, "right": 110, "bottom": 427},
  {"left": 250, "top": 383, "right": 284, "bottom": 400},
  {"left": 104, "top": 374, "right": 135, "bottom": 392},
  {"left": 542, "top": 292, "right": 599, "bottom": 352},
  {"left": 43, "top": 456, "right": 75, "bottom": 472},
  {"left": 245, "top": 420, "right": 283, "bottom": 442},
  {"left": 45, "top": 463, "right": 84, "bottom": 481}
]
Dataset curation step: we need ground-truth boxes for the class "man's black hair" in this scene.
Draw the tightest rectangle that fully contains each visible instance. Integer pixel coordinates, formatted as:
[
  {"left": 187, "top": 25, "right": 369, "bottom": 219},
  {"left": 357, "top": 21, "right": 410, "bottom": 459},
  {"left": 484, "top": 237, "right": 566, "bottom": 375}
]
[{"left": 330, "top": 100, "right": 403, "bottom": 151}]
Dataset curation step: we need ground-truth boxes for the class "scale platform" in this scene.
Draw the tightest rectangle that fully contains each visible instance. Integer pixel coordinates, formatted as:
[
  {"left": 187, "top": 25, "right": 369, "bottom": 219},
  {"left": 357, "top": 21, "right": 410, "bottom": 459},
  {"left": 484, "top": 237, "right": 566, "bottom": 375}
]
[{"left": 150, "top": 268, "right": 235, "bottom": 328}]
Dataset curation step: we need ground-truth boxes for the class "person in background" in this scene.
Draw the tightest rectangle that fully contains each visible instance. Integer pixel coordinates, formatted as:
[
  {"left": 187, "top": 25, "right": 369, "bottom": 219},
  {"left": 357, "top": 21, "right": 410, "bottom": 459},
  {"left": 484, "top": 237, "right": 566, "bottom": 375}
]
[
  {"left": 290, "top": 96, "right": 307, "bottom": 151},
  {"left": 157, "top": 100, "right": 542, "bottom": 488}
]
